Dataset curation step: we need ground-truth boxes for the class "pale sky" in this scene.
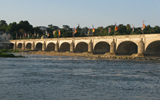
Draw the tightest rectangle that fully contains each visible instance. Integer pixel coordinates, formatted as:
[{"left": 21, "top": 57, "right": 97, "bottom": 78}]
[{"left": 0, "top": 0, "right": 160, "bottom": 28}]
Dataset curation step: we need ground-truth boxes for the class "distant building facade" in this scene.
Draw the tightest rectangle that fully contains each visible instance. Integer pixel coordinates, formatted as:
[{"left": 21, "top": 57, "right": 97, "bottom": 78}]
[{"left": 0, "top": 31, "right": 10, "bottom": 41}]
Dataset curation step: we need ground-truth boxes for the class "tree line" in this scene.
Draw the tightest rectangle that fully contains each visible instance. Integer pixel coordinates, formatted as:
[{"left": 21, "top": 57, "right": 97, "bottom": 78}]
[{"left": 0, "top": 20, "right": 160, "bottom": 40}]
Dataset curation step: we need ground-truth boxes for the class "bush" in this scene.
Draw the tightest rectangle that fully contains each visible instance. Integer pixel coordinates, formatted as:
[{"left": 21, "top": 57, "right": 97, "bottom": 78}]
[{"left": 0, "top": 53, "right": 15, "bottom": 57}]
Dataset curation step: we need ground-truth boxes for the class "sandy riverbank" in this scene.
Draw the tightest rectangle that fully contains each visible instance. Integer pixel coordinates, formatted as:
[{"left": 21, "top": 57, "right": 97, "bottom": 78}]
[{"left": 24, "top": 51, "right": 160, "bottom": 61}]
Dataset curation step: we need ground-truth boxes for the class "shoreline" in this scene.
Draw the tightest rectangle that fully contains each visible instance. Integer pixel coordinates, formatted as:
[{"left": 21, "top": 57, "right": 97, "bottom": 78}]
[
  {"left": 0, "top": 49, "right": 23, "bottom": 58},
  {"left": 24, "top": 51, "right": 160, "bottom": 61}
]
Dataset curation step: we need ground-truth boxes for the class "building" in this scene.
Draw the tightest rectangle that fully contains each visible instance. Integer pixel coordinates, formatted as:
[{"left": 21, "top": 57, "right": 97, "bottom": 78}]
[
  {"left": 0, "top": 31, "right": 11, "bottom": 49},
  {"left": 0, "top": 31, "right": 10, "bottom": 41}
]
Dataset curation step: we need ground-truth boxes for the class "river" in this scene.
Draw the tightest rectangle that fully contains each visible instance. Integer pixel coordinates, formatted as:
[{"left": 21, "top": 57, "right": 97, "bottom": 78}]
[{"left": 0, "top": 53, "right": 160, "bottom": 100}]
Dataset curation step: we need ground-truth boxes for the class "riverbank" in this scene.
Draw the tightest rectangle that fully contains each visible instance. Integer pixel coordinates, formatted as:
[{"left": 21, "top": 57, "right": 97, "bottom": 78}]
[
  {"left": 0, "top": 49, "right": 24, "bottom": 58},
  {"left": 26, "top": 51, "right": 160, "bottom": 61}
]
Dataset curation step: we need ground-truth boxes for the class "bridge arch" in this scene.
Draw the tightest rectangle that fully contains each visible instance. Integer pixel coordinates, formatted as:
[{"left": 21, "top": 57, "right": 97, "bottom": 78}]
[
  {"left": 26, "top": 43, "right": 32, "bottom": 50},
  {"left": 46, "top": 42, "right": 55, "bottom": 51},
  {"left": 35, "top": 42, "right": 42, "bottom": 50},
  {"left": 146, "top": 40, "right": 160, "bottom": 56},
  {"left": 9, "top": 43, "right": 14, "bottom": 49},
  {"left": 59, "top": 42, "right": 70, "bottom": 52},
  {"left": 116, "top": 41, "right": 137, "bottom": 55},
  {"left": 76, "top": 42, "right": 88, "bottom": 53},
  {"left": 17, "top": 43, "right": 22, "bottom": 49},
  {"left": 94, "top": 41, "right": 110, "bottom": 54}
]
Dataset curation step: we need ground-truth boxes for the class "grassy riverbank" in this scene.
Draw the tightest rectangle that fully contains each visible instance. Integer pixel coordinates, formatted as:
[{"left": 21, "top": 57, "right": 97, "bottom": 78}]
[{"left": 0, "top": 48, "right": 23, "bottom": 57}]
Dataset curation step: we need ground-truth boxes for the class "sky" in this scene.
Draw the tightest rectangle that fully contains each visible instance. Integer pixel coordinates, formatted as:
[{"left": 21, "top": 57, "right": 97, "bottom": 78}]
[{"left": 0, "top": 0, "right": 160, "bottom": 28}]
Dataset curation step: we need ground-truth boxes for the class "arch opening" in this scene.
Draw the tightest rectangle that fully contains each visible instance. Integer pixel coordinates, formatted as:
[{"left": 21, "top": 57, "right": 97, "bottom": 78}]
[
  {"left": 59, "top": 42, "right": 70, "bottom": 52},
  {"left": 17, "top": 43, "right": 22, "bottom": 49},
  {"left": 9, "top": 43, "right": 14, "bottom": 49},
  {"left": 76, "top": 42, "right": 88, "bottom": 53},
  {"left": 35, "top": 42, "right": 42, "bottom": 50},
  {"left": 46, "top": 43, "right": 55, "bottom": 51},
  {"left": 116, "top": 41, "right": 137, "bottom": 55},
  {"left": 94, "top": 42, "right": 110, "bottom": 54},
  {"left": 26, "top": 43, "right": 32, "bottom": 50},
  {"left": 146, "top": 41, "right": 160, "bottom": 56}
]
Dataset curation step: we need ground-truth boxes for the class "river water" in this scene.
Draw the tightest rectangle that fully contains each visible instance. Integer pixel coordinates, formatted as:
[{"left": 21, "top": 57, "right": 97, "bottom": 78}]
[{"left": 0, "top": 53, "right": 160, "bottom": 100}]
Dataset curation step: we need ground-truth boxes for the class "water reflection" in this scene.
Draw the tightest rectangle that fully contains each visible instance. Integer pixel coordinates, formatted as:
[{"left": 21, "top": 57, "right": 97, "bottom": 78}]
[{"left": 0, "top": 53, "right": 160, "bottom": 100}]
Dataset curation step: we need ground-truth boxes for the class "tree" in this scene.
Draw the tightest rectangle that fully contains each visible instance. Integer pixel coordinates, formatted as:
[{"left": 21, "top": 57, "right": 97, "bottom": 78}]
[
  {"left": 17, "top": 20, "right": 33, "bottom": 33},
  {"left": 81, "top": 27, "right": 88, "bottom": 36},
  {"left": 19, "top": 29, "right": 26, "bottom": 36},
  {"left": 144, "top": 25, "right": 154, "bottom": 34},
  {"left": 54, "top": 30, "right": 58, "bottom": 38},
  {"left": 0, "top": 24, "right": 7, "bottom": 32},
  {"left": 5, "top": 22, "right": 17, "bottom": 33},
  {"left": 48, "top": 24, "right": 59, "bottom": 30},
  {"left": 134, "top": 27, "right": 142, "bottom": 34},
  {"left": 0, "top": 20, "right": 8, "bottom": 32},
  {"left": 33, "top": 27, "right": 43, "bottom": 38},
  {"left": 126, "top": 24, "right": 131, "bottom": 34},
  {"left": 62, "top": 25, "right": 70, "bottom": 30},
  {"left": 154, "top": 26, "right": 160, "bottom": 33},
  {"left": 47, "top": 24, "right": 59, "bottom": 38},
  {"left": 117, "top": 24, "right": 126, "bottom": 35},
  {"left": 96, "top": 27, "right": 103, "bottom": 36},
  {"left": 74, "top": 25, "right": 82, "bottom": 37},
  {"left": 0, "top": 20, "right": 7, "bottom": 26}
]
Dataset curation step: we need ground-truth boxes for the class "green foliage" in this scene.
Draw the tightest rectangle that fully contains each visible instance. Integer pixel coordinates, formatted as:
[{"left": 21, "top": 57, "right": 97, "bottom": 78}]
[
  {"left": 0, "top": 48, "right": 19, "bottom": 53},
  {"left": 126, "top": 24, "right": 131, "bottom": 34},
  {"left": 0, "top": 48, "right": 14, "bottom": 57},
  {"left": 54, "top": 30, "right": 58, "bottom": 38},
  {"left": 1, "top": 19, "right": 160, "bottom": 39},
  {"left": 0, "top": 48, "right": 21, "bottom": 57},
  {"left": 0, "top": 53, "right": 15, "bottom": 57},
  {"left": 0, "top": 20, "right": 8, "bottom": 31},
  {"left": 48, "top": 24, "right": 59, "bottom": 30},
  {"left": 1, "top": 20, "right": 43, "bottom": 39},
  {"left": 0, "top": 20, "right": 7, "bottom": 26},
  {"left": 5, "top": 22, "right": 17, "bottom": 32},
  {"left": 63, "top": 25, "right": 70, "bottom": 30}
]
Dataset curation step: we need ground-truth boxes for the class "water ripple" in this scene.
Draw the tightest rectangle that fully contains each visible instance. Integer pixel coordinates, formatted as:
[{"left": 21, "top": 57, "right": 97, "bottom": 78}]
[{"left": 0, "top": 53, "right": 160, "bottom": 100}]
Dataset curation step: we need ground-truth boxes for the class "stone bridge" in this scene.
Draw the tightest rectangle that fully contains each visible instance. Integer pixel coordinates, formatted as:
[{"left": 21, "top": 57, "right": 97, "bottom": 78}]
[{"left": 1, "top": 34, "right": 160, "bottom": 56}]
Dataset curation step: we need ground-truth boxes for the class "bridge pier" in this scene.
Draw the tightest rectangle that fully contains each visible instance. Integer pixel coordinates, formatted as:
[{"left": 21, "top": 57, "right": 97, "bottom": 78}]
[
  {"left": 131, "top": 39, "right": 144, "bottom": 57},
  {"left": 88, "top": 39, "right": 93, "bottom": 53},
  {"left": 137, "top": 39, "right": 144, "bottom": 56},
  {"left": 22, "top": 41, "right": 25, "bottom": 50},
  {"left": 109, "top": 39, "right": 116, "bottom": 55},
  {"left": 55, "top": 41, "right": 59, "bottom": 52},
  {"left": 31, "top": 41, "right": 35, "bottom": 50},
  {"left": 42, "top": 41, "right": 46, "bottom": 51},
  {"left": 13, "top": 42, "right": 17, "bottom": 50},
  {"left": 70, "top": 40, "right": 74, "bottom": 52}
]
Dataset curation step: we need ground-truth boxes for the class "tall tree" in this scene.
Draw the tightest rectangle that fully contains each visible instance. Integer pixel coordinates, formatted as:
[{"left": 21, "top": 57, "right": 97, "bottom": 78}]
[
  {"left": 0, "top": 20, "right": 7, "bottom": 26},
  {"left": 17, "top": 20, "right": 33, "bottom": 33},
  {"left": 62, "top": 25, "right": 70, "bottom": 30},
  {"left": 118, "top": 24, "right": 126, "bottom": 35},
  {"left": 126, "top": 24, "right": 131, "bottom": 34},
  {"left": 154, "top": 26, "right": 160, "bottom": 33},
  {"left": 48, "top": 24, "right": 59, "bottom": 30},
  {"left": 0, "top": 20, "right": 8, "bottom": 32},
  {"left": 5, "top": 22, "right": 17, "bottom": 33},
  {"left": 54, "top": 30, "right": 58, "bottom": 38}
]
